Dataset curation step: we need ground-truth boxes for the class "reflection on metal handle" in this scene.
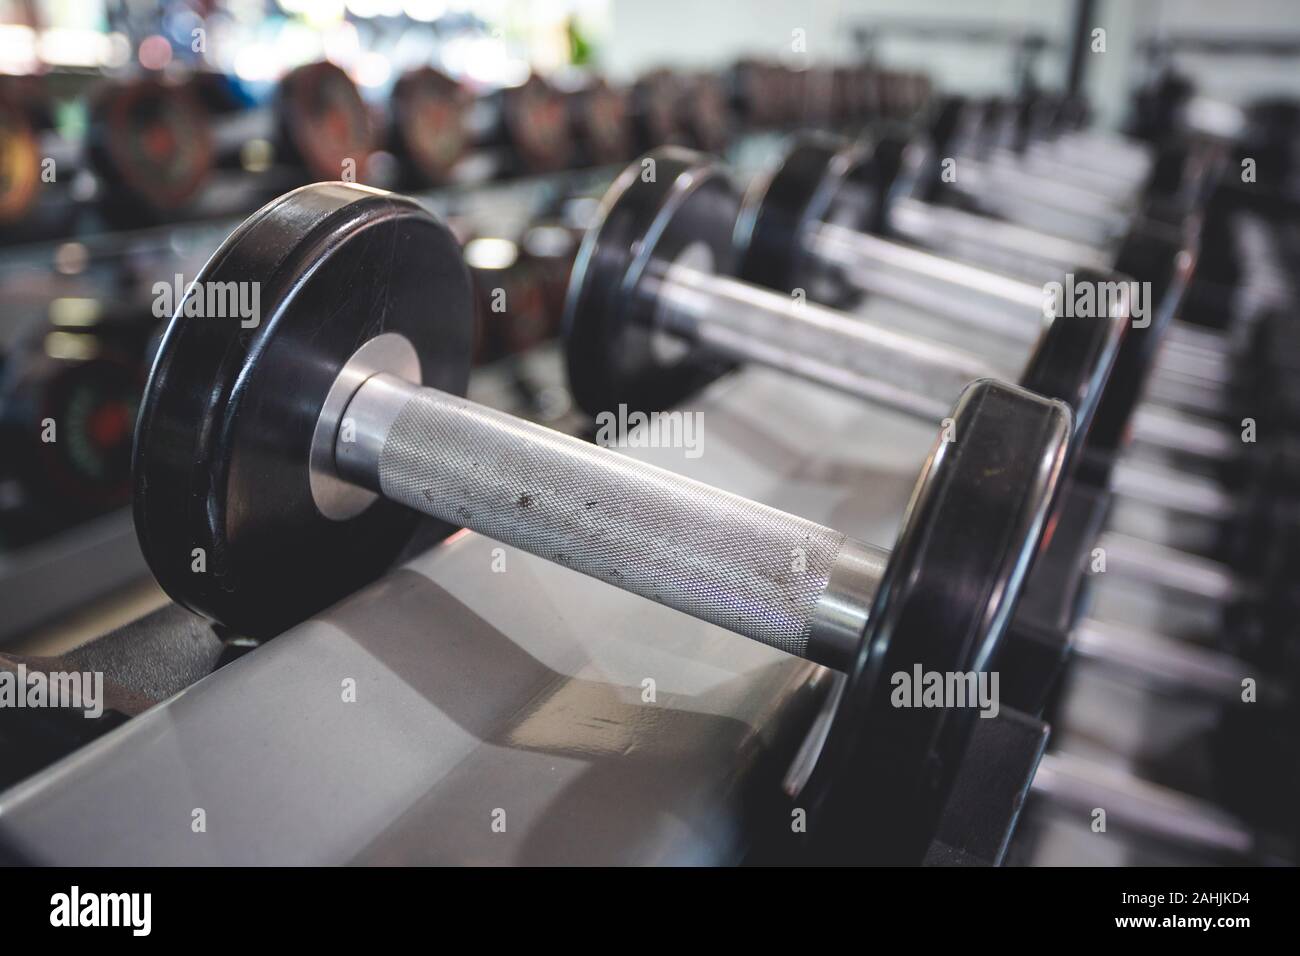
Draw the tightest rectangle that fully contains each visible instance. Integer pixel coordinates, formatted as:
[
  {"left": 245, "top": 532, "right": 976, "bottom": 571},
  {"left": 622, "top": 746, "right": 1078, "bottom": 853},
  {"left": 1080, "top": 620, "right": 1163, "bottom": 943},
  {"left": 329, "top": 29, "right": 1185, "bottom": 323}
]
[
  {"left": 654, "top": 262, "right": 1000, "bottom": 422},
  {"left": 336, "top": 373, "right": 887, "bottom": 668}
]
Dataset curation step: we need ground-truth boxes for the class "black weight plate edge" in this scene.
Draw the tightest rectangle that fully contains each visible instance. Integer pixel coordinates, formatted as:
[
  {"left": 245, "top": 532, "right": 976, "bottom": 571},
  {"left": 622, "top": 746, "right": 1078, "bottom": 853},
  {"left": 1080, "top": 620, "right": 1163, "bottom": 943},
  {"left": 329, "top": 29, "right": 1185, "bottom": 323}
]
[
  {"left": 133, "top": 182, "right": 473, "bottom": 637},
  {"left": 802, "top": 378, "right": 1073, "bottom": 864},
  {"left": 561, "top": 147, "right": 739, "bottom": 419},
  {"left": 1020, "top": 266, "right": 1131, "bottom": 470},
  {"left": 735, "top": 132, "right": 876, "bottom": 304},
  {"left": 1079, "top": 215, "right": 1200, "bottom": 486}
]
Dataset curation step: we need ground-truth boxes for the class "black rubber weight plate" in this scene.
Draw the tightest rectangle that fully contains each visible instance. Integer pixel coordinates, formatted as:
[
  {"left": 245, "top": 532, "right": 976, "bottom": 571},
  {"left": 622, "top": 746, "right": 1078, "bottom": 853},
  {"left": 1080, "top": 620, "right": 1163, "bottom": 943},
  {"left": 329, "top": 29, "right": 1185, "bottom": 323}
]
[
  {"left": 277, "top": 61, "right": 373, "bottom": 182},
  {"left": 735, "top": 133, "right": 882, "bottom": 304},
  {"left": 804, "top": 378, "right": 1072, "bottom": 864},
  {"left": 1019, "top": 266, "right": 1130, "bottom": 463},
  {"left": 133, "top": 183, "right": 474, "bottom": 637},
  {"left": 563, "top": 147, "right": 739, "bottom": 418},
  {"left": 392, "top": 67, "right": 469, "bottom": 186},
  {"left": 90, "top": 77, "right": 213, "bottom": 215}
]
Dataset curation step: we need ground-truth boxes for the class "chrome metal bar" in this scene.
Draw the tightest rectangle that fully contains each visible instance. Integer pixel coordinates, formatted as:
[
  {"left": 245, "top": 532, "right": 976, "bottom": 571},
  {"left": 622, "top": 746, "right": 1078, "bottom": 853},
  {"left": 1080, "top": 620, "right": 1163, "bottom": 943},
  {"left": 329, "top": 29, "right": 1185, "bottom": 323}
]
[
  {"left": 335, "top": 373, "right": 885, "bottom": 669},
  {"left": 1128, "top": 404, "right": 1240, "bottom": 463},
  {"left": 806, "top": 221, "right": 1047, "bottom": 345},
  {"left": 1108, "top": 459, "right": 1240, "bottom": 523},
  {"left": 955, "top": 155, "right": 1130, "bottom": 221},
  {"left": 979, "top": 150, "right": 1134, "bottom": 213},
  {"left": 1027, "top": 135, "right": 1152, "bottom": 182},
  {"left": 1142, "top": 370, "right": 1233, "bottom": 419},
  {"left": 1073, "top": 617, "right": 1254, "bottom": 701},
  {"left": 1013, "top": 148, "right": 1144, "bottom": 201},
  {"left": 1165, "top": 320, "right": 1236, "bottom": 357},
  {"left": 952, "top": 162, "right": 1128, "bottom": 247},
  {"left": 1031, "top": 752, "right": 1257, "bottom": 858},
  {"left": 886, "top": 197, "right": 1114, "bottom": 280},
  {"left": 1096, "top": 530, "right": 1245, "bottom": 606},
  {"left": 651, "top": 263, "right": 1002, "bottom": 422},
  {"left": 1154, "top": 340, "right": 1236, "bottom": 387}
]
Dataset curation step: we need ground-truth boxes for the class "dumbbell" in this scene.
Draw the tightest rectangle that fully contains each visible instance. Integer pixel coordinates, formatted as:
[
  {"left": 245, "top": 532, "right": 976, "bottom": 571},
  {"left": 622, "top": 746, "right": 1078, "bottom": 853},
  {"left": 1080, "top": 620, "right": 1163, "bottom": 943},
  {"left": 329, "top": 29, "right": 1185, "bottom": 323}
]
[
  {"left": 629, "top": 70, "right": 683, "bottom": 152},
  {"left": 926, "top": 99, "right": 1162, "bottom": 247},
  {"left": 859, "top": 125, "right": 1285, "bottom": 457},
  {"left": 772, "top": 131, "right": 1292, "bottom": 501},
  {"left": 560, "top": 150, "right": 1300, "bottom": 847},
  {"left": 387, "top": 66, "right": 473, "bottom": 188},
  {"left": 391, "top": 68, "right": 582, "bottom": 185},
  {"left": 846, "top": 109, "right": 1220, "bottom": 417},
  {"left": 465, "top": 232, "right": 564, "bottom": 364},
  {"left": 736, "top": 136, "right": 1295, "bottom": 504},
  {"left": 728, "top": 138, "right": 1300, "bottom": 676},
  {"left": 675, "top": 73, "right": 733, "bottom": 155},
  {"left": 909, "top": 97, "right": 1201, "bottom": 264},
  {"left": 466, "top": 72, "right": 575, "bottom": 176},
  {"left": 563, "top": 147, "right": 1119, "bottom": 451},
  {"left": 0, "top": 305, "right": 154, "bottom": 535},
  {"left": 561, "top": 76, "right": 633, "bottom": 168},
  {"left": 562, "top": 149, "right": 1291, "bottom": 711},
  {"left": 1025, "top": 750, "right": 1288, "bottom": 864},
  {"left": 565, "top": 143, "right": 1206, "bottom": 516},
  {"left": 86, "top": 75, "right": 218, "bottom": 227},
  {"left": 198, "top": 61, "right": 373, "bottom": 197},
  {"left": 870, "top": 125, "right": 1300, "bottom": 540},
  {"left": 957, "top": 95, "right": 1154, "bottom": 201},
  {"left": 0, "top": 80, "right": 66, "bottom": 238},
  {"left": 132, "top": 181, "right": 1072, "bottom": 864},
  {"left": 0, "top": 74, "right": 213, "bottom": 236}
]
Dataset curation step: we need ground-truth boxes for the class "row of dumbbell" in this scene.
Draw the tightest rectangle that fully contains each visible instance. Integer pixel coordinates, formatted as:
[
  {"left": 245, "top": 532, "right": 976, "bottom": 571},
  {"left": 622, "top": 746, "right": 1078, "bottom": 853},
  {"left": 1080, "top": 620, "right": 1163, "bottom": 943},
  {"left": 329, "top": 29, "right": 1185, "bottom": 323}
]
[
  {"left": 127, "top": 76, "right": 1299, "bottom": 862},
  {"left": 0, "top": 58, "right": 932, "bottom": 242}
]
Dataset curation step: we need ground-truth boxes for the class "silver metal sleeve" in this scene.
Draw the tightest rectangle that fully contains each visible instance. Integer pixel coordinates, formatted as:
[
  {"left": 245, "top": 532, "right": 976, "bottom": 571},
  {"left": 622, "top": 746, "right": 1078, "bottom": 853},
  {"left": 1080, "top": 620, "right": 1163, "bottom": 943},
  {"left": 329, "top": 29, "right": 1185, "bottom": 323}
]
[
  {"left": 335, "top": 373, "right": 885, "bottom": 667},
  {"left": 1128, "top": 404, "right": 1239, "bottom": 463},
  {"left": 807, "top": 221, "right": 1049, "bottom": 346},
  {"left": 1031, "top": 753, "right": 1256, "bottom": 858},
  {"left": 654, "top": 264, "right": 1002, "bottom": 423},
  {"left": 1073, "top": 616, "right": 1255, "bottom": 701},
  {"left": 885, "top": 197, "right": 1113, "bottom": 282},
  {"left": 1096, "top": 531, "right": 1246, "bottom": 605},
  {"left": 1108, "top": 459, "right": 1240, "bottom": 522}
]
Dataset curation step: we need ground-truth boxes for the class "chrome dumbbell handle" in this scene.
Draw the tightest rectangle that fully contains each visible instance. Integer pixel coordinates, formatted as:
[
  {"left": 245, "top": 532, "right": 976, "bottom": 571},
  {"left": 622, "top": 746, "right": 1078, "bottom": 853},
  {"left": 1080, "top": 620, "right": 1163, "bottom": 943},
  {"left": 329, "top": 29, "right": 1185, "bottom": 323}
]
[
  {"left": 950, "top": 158, "right": 1130, "bottom": 244},
  {"left": 806, "top": 221, "right": 1048, "bottom": 344},
  {"left": 650, "top": 259, "right": 1000, "bottom": 422},
  {"left": 1031, "top": 753, "right": 1257, "bottom": 858},
  {"left": 1072, "top": 617, "right": 1260, "bottom": 702},
  {"left": 335, "top": 372, "right": 887, "bottom": 670},
  {"left": 1108, "top": 459, "right": 1239, "bottom": 522},
  {"left": 1096, "top": 530, "right": 1247, "bottom": 606},
  {"left": 886, "top": 197, "right": 1114, "bottom": 281},
  {"left": 802, "top": 220, "right": 1246, "bottom": 473},
  {"left": 1128, "top": 404, "right": 1241, "bottom": 462}
]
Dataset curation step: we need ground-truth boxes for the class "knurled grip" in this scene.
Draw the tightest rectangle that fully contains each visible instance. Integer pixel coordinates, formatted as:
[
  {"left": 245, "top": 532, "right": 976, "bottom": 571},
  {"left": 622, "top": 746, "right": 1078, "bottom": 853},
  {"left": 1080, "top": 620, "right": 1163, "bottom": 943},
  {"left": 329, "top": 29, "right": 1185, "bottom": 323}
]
[{"left": 368, "top": 381, "right": 849, "bottom": 658}]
